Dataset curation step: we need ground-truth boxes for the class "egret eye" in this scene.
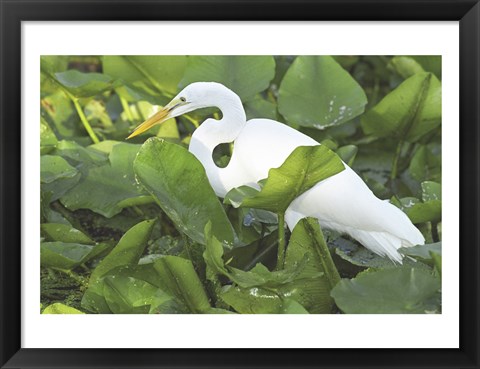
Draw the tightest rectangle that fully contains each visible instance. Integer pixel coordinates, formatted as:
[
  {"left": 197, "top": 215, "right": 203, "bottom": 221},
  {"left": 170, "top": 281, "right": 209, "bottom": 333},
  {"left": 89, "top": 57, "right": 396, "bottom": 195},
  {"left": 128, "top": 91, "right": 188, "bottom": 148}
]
[{"left": 180, "top": 97, "right": 186, "bottom": 102}]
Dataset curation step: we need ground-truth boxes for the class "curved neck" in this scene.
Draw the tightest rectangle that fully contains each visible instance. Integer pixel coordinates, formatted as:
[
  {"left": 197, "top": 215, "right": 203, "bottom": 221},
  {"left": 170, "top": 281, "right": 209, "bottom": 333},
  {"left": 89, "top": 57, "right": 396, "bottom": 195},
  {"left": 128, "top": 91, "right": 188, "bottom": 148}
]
[{"left": 189, "top": 93, "right": 246, "bottom": 197}]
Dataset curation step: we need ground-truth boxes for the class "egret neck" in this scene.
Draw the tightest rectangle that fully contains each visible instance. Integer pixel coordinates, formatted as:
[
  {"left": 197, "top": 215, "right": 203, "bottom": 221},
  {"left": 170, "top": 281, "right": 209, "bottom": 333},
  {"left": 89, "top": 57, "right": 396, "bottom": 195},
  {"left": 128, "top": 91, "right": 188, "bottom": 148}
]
[{"left": 188, "top": 87, "right": 246, "bottom": 197}]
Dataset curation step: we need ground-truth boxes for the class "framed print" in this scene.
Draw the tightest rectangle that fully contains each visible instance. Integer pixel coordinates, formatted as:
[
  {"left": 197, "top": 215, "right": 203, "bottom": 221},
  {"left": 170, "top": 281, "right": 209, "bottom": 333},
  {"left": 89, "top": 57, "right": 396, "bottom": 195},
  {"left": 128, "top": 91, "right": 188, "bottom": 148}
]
[{"left": 1, "top": 0, "right": 479, "bottom": 368}]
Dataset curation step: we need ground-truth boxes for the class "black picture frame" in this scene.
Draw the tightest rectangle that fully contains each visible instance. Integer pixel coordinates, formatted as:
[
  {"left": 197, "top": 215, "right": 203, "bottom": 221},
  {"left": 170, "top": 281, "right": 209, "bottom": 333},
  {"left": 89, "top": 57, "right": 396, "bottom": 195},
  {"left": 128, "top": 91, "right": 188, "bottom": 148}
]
[{"left": 1, "top": 0, "right": 479, "bottom": 368}]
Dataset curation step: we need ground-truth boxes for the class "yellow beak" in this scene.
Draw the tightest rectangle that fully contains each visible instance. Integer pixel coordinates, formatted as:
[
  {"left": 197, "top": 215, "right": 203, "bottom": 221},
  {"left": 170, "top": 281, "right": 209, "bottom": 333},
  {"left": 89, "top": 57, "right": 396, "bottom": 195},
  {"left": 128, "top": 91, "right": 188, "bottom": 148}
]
[{"left": 127, "top": 106, "right": 171, "bottom": 139}]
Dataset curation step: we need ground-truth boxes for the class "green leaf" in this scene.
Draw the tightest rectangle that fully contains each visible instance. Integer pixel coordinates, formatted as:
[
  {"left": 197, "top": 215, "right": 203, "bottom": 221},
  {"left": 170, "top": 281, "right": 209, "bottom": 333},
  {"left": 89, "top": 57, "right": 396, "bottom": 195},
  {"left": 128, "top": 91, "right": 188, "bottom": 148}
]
[
  {"left": 204, "top": 222, "right": 322, "bottom": 314},
  {"left": 180, "top": 56, "right": 275, "bottom": 102},
  {"left": 153, "top": 256, "right": 211, "bottom": 313},
  {"left": 389, "top": 56, "right": 426, "bottom": 79},
  {"left": 55, "top": 140, "right": 108, "bottom": 165},
  {"left": 421, "top": 181, "right": 441, "bottom": 202},
  {"left": 60, "top": 142, "right": 148, "bottom": 217},
  {"left": 284, "top": 218, "right": 338, "bottom": 313},
  {"left": 134, "top": 138, "right": 235, "bottom": 246},
  {"left": 53, "top": 70, "right": 114, "bottom": 98},
  {"left": 41, "top": 223, "right": 94, "bottom": 244},
  {"left": 103, "top": 275, "right": 173, "bottom": 314},
  {"left": 89, "top": 219, "right": 155, "bottom": 283},
  {"left": 42, "top": 303, "right": 84, "bottom": 314},
  {"left": 41, "top": 155, "right": 81, "bottom": 201},
  {"left": 220, "top": 286, "right": 308, "bottom": 314},
  {"left": 41, "top": 155, "right": 78, "bottom": 183},
  {"left": 224, "top": 145, "right": 344, "bottom": 213},
  {"left": 40, "top": 118, "right": 58, "bottom": 154},
  {"left": 331, "top": 268, "right": 441, "bottom": 314},
  {"left": 391, "top": 182, "right": 441, "bottom": 224},
  {"left": 41, "top": 242, "right": 94, "bottom": 269},
  {"left": 245, "top": 95, "right": 278, "bottom": 120},
  {"left": 361, "top": 72, "right": 441, "bottom": 142},
  {"left": 204, "top": 222, "right": 312, "bottom": 289},
  {"left": 336, "top": 145, "right": 358, "bottom": 166},
  {"left": 409, "top": 144, "right": 441, "bottom": 182},
  {"left": 399, "top": 242, "right": 441, "bottom": 261},
  {"left": 278, "top": 56, "right": 367, "bottom": 129},
  {"left": 103, "top": 56, "right": 187, "bottom": 96}
]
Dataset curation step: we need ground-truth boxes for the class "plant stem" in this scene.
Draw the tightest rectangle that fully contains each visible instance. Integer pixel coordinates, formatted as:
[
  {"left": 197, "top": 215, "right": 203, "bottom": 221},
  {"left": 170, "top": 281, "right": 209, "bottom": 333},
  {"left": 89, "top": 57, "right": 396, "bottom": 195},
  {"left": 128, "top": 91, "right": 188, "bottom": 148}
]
[
  {"left": 71, "top": 98, "right": 100, "bottom": 144},
  {"left": 276, "top": 212, "right": 286, "bottom": 270},
  {"left": 390, "top": 140, "right": 404, "bottom": 180},
  {"left": 119, "top": 94, "right": 134, "bottom": 122},
  {"left": 306, "top": 220, "right": 341, "bottom": 289}
]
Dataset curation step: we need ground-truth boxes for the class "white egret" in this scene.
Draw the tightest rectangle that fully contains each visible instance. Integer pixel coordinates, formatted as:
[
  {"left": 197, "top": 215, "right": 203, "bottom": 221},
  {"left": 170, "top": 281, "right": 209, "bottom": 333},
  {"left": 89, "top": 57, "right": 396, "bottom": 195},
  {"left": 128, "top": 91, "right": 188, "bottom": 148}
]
[{"left": 128, "top": 82, "right": 424, "bottom": 262}]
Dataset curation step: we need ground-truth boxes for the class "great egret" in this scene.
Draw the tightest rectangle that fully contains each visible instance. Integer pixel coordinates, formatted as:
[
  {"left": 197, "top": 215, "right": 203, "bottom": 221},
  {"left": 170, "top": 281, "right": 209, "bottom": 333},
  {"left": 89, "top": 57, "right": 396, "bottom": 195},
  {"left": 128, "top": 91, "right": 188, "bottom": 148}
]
[{"left": 128, "top": 82, "right": 424, "bottom": 262}]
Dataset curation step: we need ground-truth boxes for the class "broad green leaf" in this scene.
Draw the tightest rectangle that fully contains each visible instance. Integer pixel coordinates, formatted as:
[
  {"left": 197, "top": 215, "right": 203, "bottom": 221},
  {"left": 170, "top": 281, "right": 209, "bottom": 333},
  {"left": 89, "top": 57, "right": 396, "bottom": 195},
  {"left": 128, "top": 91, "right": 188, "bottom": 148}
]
[
  {"left": 361, "top": 72, "right": 441, "bottom": 142},
  {"left": 103, "top": 275, "right": 173, "bottom": 314},
  {"left": 389, "top": 56, "right": 426, "bottom": 79},
  {"left": 40, "top": 118, "right": 58, "bottom": 154},
  {"left": 42, "top": 303, "right": 84, "bottom": 314},
  {"left": 41, "top": 155, "right": 81, "bottom": 201},
  {"left": 81, "top": 262, "right": 167, "bottom": 314},
  {"left": 40, "top": 56, "right": 69, "bottom": 96},
  {"left": 53, "top": 70, "right": 114, "bottom": 98},
  {"left": 153, "top": 256, "right": 211, "bottom": 313},
  {"left": 41, "top": 223, "right": 94, "bottom": 244},
  {"left": 391, "top": 197, "right": 441, "bottom": 224},
  {"left": 421, "top": 181, "right": 441, "bottom": 202},
  {"left": 284, "top": 218, "right": 338, "bottom": 313},
  {"left": 41, "top": 56, "right": 69, "bottom": 75},
  {"left": 41, "top": 242, "right": 94, "bottom": 269},
  {"left": 220, "top": 286, "right": 308, "bottom": 314},
  {"left": 278, "top": 56, "right": 367, "bottom": 129},
  {"left": 134, "top": 138, "right": 235, "bottom": 246},
  {"left": 331, "top": 268, "right": 441, "bottom": 314},
  {"left": 180, "top": 56, "right": 275, "bottom": 102},
  {"left": 391, "top": 182, "right": 441, "bottom": 223},
  {"left": 89, "top": 219, "right": 155, "bottom": 282},
  {"left": 60, "top": 142, "right": 148, "bottom": 217},
  {"left": 103, "top": 56, "right": 187, "bottom": 97},
  {"left": 245, "top": 95, "right": 278, "bottom": 120},
  {"left": 224, "top": 145, "right": 344, "bottom": 213},
  {"left": 399, "top": 242, "right": 441, "bottom": 261},
  {"left": 55, "top": 140, "right": 108, "bottom": 165},
  {"left": 409, "top": 144, "right": 441, "bottom": 182},
  {"left": 41, "top": 155, "right": 78, "bottom": 183}
]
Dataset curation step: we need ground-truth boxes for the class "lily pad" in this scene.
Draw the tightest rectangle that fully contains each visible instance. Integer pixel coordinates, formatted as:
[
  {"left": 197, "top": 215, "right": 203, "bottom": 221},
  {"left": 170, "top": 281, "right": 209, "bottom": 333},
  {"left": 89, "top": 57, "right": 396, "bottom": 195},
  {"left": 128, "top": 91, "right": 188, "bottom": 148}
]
[
  {"left": 180, "top": 56, "right": 275, "bottom": 102},
  {"left": 278, "top": 56, "right": 367, "bottom": 129},
  {"left": 361, "top": 72, "right": 441, "bottom": 142},
  {"left": 134, "top": 138, "right": 235, "bottom": 246},
  {"left": 60, "top": 142, "right": 148, "bottom": 217},
  {"left": 104, "top": 56, "right": 187, "bottom": 97},
  {"left": 331, "top": 267, "right": 441, "bottom": 314}
]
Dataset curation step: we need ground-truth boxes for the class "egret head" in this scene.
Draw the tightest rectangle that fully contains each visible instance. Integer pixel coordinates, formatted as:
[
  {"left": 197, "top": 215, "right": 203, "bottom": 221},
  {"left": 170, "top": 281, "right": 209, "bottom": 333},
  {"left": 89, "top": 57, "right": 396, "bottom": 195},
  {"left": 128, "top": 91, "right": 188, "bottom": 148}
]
[{"left": 127, "top": 82, "right": 232, "bottom": 139}]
